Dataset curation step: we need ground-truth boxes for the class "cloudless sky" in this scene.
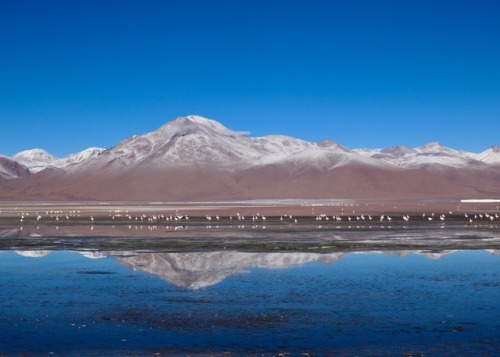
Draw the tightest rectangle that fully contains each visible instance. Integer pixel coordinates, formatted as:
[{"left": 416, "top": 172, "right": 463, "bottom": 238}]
[{"left": 1, "top": 0, "right": 499, "bottom": 157}]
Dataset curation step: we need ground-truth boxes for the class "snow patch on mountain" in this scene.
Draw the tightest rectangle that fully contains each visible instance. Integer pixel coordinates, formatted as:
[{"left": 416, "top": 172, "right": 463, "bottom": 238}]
[
  {"left": 258, "top": 149, "right": 395, "bottom": 170},
  {"left": 60, "top": 147, "right": 106, "bottom": 167}
]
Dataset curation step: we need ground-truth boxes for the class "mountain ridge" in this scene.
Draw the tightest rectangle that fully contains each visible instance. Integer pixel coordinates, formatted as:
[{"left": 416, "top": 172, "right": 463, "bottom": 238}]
[
  {"left": 1, "top": 115, "right": 499, "bottom": 200},
  {"left": 9, "top": 116, "right": 499, "bottom": 172},
  {"left": 12, "top": 147, "right": 105, "bottom": 173}
]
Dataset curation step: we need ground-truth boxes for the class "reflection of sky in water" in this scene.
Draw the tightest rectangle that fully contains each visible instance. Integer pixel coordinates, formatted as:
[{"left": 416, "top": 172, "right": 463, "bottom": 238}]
[{"left": 0, "top": 250, "right": 498, "bottom": 355}]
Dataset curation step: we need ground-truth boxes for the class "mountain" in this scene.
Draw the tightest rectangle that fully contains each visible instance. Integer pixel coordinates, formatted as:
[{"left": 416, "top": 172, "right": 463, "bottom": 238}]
[
  {"left": 12, "top": 149, "right": 58, "bottom": 173},
  {"left": 354, "top": 142, "right": 487, "bottom": 169},
  {"left": 0, "top": 156, "right": 30, "bottom": 180},
  {"left": 77, "top": 115, "right": 377, "bottom": 171},
  {"left": 11, "top": 147, "right": 105, "bottom": 173},
  {"left": 354, "top": 142, "right": 500, "bottom": 193},
  {"left": 0, "top": 115, "right": 498, "bottom": 200}
]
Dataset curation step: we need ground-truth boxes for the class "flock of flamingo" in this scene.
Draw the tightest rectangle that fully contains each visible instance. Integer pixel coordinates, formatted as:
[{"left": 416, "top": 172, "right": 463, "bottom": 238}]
[{"left": 2, "top": 206, "right": 499, "bottom": 232}]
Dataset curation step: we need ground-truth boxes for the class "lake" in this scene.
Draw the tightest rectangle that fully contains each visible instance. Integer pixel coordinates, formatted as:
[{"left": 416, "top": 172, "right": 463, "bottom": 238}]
[
  {"left": 1, "top": 246, "right": 498, "bottom": 356},
  {"left": 0, "top": 205, "right": 499, "bottom": 355}
]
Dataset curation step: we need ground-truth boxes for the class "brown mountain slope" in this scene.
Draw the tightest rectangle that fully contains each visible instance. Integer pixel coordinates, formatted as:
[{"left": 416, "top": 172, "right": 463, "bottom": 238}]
[
  {"left": 0, "top": 156, "right": 30, "bottom": 180},
  {"left": 0, "top": 162, "right": 481, "bottom": 201}
]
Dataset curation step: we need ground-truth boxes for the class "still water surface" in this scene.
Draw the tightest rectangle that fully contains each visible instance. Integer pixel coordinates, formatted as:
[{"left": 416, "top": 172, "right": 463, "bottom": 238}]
[{"left": 0, "top": 249, "right": 498, "bottom": 355}]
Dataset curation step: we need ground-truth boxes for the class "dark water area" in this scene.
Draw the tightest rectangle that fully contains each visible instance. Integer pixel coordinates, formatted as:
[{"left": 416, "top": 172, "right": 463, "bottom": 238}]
[{"left": 0, "top": 248, "right": 499, "bottom": 356}]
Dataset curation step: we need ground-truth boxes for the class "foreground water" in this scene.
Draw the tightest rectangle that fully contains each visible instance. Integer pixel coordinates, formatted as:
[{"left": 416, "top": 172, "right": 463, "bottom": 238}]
[{"left": 0, "top": 247, "right": 498, "bottom": 356}]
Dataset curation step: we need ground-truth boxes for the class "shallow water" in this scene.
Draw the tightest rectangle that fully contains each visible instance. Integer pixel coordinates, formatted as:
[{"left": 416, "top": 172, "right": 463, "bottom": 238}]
[
  {"left": 1, "top": 247, "right": 499, "bottom": 356},
  {"left": 1, "top": 218, "right": 499, "bottom": 253}
]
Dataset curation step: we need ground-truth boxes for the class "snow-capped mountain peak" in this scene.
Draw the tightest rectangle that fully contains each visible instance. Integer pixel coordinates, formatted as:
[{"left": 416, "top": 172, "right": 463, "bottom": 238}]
[
  {"left": 81, "top": 115, "right": 392, "bottom": 171},
  {"left": 155, "top": 115, "right": 247, "bottom": 140},
  {"left": 12, "top": 149, "right": 58, "bottom": 173},
  {"left": 477, "top": 145, "right": 500, "bottom": 165},
  {"left": 13, "top": 148, "right": 57, "bottom": 164},
  {"left": 11, "top": 147, "right": 105, "bottom": 173},
  {"left": 94, "top": 115, "right": 257, "bottom": 168}
]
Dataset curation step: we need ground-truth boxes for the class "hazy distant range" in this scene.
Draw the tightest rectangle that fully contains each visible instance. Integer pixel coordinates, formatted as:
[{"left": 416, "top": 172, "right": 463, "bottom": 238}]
[{"left": 1, "top": 115, "right": 499, "bottom": 201}]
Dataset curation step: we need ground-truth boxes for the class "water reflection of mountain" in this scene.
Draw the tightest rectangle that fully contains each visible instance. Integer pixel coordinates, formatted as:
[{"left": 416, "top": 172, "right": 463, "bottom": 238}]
[
  {"left": 14, "top": 250, "right": 51, "bottom": 257},
  {"left": 113, "top": 250, "right": 500, "bottom": 288},
  {"left": 4, "top": 249, "right": 499, "bottom": 289},
  {"left": 114, "top": 251, "right": 346, "bottom": 289}
]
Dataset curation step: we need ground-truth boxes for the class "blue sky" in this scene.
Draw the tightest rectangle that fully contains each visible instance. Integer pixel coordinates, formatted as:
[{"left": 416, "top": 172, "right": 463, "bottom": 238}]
[{"left": 1, "top": 0, "right": 499, "bottom": 157}]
